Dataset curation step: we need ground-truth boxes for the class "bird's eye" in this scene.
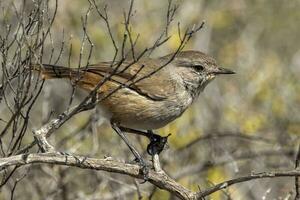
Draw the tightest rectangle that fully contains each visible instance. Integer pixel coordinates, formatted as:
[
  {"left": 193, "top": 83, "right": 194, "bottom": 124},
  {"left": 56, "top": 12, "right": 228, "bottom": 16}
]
[{"left": 192, "top": 65, "right": 204, "bottom": 71}]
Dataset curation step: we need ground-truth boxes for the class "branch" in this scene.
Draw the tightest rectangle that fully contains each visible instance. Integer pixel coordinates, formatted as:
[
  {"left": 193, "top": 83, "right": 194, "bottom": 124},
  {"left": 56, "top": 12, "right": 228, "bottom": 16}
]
[
  {"left": 1, "top": 153, "right": 300, "bottom": 199},
  {"left": 0, "top": 153, "right": 194, "bottom": 199},
  {"left": 196, "top": 170, "right": 300, "bottom": 198}
]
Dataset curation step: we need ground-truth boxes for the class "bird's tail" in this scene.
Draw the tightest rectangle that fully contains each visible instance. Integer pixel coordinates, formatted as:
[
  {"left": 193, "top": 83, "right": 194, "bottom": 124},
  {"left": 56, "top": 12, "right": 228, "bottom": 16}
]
[{"left": 30, "top": 64, "right": 78, "bottom": 80}]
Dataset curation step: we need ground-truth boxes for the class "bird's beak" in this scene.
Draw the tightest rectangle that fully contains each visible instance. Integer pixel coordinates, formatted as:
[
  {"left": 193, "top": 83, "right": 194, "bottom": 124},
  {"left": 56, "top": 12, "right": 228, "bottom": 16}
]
[{"left": 213, "top": 67, "right": 235, "bottom": 75}]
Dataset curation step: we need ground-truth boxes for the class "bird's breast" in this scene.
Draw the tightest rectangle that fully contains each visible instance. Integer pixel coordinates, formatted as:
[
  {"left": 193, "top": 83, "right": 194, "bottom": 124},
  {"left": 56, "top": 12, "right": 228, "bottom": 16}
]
[{"left": 98, "top": 86, "right": 193, "bottom": 130}]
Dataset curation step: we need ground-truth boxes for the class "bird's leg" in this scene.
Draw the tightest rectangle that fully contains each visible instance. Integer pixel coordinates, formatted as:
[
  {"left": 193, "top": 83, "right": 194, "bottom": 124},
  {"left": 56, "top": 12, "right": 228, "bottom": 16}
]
[
  {"left": 119, "top": 127, "right": 149, "bottom": 137},
  {"left": 118, "top": 127, "right": 170, "bottom": 156},
  {"left": 111, "top": 123, "right": 149, "bottom": 179}
]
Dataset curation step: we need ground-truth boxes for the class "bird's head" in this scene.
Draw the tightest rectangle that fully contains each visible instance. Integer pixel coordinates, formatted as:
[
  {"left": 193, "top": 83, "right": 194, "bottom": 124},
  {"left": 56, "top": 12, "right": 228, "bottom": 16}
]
[{"left": 167, "top": 50, "right": 235, "bottom": 97}]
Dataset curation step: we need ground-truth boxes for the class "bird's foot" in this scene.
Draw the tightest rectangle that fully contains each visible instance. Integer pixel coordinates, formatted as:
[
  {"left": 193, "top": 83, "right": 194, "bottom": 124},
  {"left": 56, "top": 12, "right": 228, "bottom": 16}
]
[
  {"left": 133, "top": 157, "right": 149, "bottom": 182},
  {"left": 147, "top": 132, "right": 171, "bottom": 156}
]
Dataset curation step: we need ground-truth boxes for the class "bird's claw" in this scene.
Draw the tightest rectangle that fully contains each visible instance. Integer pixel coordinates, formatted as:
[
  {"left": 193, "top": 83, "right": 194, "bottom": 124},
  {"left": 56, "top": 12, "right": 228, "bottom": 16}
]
[
  {"left": 147, "top": 133, "right": 171, "bottom": 156},
  {"left": 133, "top": 157, "right": 149, "bottom": 182}
]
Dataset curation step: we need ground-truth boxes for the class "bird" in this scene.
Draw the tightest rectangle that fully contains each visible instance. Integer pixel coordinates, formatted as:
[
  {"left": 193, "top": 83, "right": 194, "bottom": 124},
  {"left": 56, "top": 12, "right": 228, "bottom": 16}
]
[{"left": 31, "top": 50, "right": 234, "bottom": 166}]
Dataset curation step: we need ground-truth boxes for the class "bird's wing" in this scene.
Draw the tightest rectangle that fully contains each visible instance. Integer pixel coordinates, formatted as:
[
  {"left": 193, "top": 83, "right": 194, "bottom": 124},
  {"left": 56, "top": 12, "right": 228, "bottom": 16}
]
[{"left": 84, "top": 60, "right": 175, "bottom": 101}]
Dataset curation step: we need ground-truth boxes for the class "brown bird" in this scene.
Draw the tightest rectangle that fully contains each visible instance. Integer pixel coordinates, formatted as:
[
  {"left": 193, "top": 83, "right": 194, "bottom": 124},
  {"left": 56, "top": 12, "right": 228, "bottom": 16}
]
[{"left": 33, "top": 50, "right": 234, "bottom": 167}]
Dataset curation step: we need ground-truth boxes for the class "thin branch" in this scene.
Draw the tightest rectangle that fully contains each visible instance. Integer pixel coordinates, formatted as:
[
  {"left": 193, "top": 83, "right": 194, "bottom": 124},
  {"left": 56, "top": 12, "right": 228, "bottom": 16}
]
[
  {"left": 174, "top": 148, "right": 295, "bottom": 180},
  {"left": 196, "top": 170, "right": 300, "bottom": 198},
  {"left": 295, "top": 143, "right": 300, "bottom": 199},
  {"left": 176, "top": 132, "right": 275, "bottom": 152}
]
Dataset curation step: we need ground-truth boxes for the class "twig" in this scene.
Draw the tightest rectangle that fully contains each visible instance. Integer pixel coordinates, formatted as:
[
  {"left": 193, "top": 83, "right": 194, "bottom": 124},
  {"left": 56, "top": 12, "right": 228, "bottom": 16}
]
[
  {"left": 196, "top": 170, "right": 300, "bottom": 198},
  {"left": 134, "top": 179, "right": 143, "bottom": 200},
  {"left": 174, "top": 148, "right": 295, "bottom": 180},
  {"left": 176, "top": 132, "right": 274, "bottom": 152},
  {"left": 295, "top": 143, "right": 300, "bottom": 199}
]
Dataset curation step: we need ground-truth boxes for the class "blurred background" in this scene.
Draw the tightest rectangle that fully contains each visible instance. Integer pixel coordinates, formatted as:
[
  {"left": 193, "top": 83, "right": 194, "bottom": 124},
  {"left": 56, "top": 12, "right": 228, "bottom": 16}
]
[{"left": 0, "top": 0, "right": 299, "bottom": 199}]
